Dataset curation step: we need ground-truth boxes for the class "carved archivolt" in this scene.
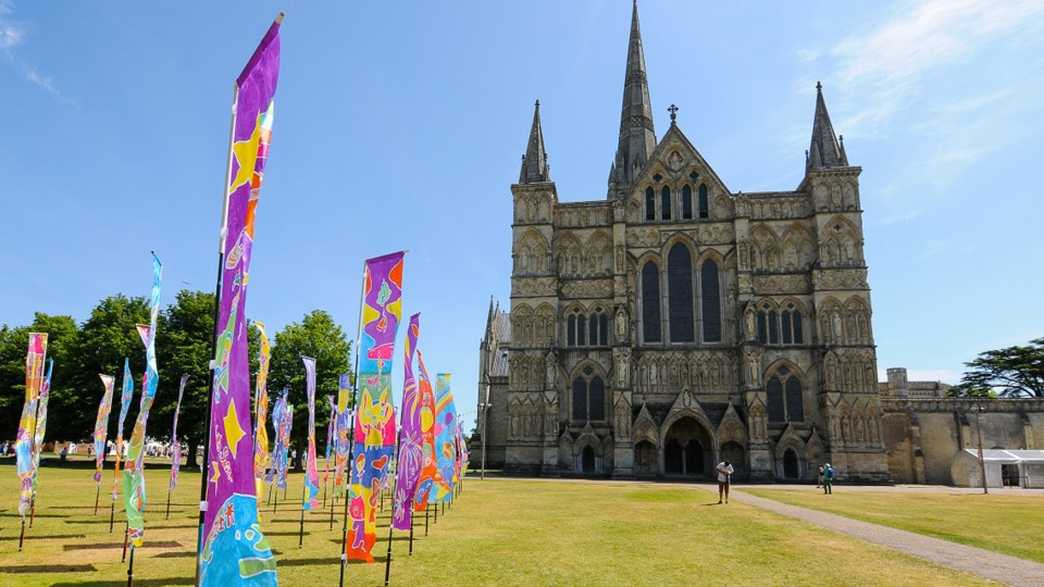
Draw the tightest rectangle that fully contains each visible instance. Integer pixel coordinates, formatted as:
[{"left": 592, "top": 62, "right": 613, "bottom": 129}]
[
  {"left": 510, "top": 304, "right": 556, "bottom": 348},
  {"left": 508, "top": 351, "right": 547, "bottom": 392},
  {"left": 823, "top": 349, "right": 877, "bottom": 394},
  {"left": 820, "top": 216, "right": 863, "bottom": 268},
  {"left": 514, "top": 229, "right": 550, "bottom": 274},
  {"left": 508, "top": 393, "right": 544, "bottom": 440},
  {"left": 818, "top": 295, "right": 872, "bottom": 345}
]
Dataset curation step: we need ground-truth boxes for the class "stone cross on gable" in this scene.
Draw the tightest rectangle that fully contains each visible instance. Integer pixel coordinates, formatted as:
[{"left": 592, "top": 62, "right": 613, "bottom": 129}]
[{"left": 668, "top": 104, "right": 679, "bottom": 123}]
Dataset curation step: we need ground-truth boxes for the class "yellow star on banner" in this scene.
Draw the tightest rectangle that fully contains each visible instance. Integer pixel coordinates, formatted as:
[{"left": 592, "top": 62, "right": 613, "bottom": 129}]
[
  {"left": 223, "top": 400, "right": 246, "bottom": 458},
  {"left": 229, "top": 113, "right": 262, "bottom": 193},
  {"left": 210, "top": 461, "right": 220, "bottom": 484}
]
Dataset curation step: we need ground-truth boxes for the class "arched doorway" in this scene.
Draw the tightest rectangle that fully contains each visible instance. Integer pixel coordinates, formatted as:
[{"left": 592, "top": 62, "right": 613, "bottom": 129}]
[
  {"left": 581, "top": 445, "right": 595, "bottom": 474},
  {"left": 635, "top": 441, "right": 657, "bottom": 476},
  {"left": 782, "top": 448, "right": 799, "bottom": 479},
  {"left": 720, "top": 442, "right": 746, "bottom": 479},
  {"left": 663, "top": 417, "right": 713, "bottom": 477}
]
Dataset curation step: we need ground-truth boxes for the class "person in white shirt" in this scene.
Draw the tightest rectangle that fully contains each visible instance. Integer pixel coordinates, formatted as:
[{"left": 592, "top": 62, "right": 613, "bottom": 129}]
[{"left": 716, "top": 460, "right": 735, "bottom": 504}]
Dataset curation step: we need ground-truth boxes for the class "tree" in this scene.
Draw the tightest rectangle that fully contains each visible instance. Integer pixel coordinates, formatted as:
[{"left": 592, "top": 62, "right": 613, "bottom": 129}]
[
  {"left": 0, "top": 313, "right": 79, "bottom": 439},
  {"left": 268, "top": 310, "right": 350, "bottom": 470},
  {"left": 950, "top": 337, "right": 1044, "bottom": 398}
]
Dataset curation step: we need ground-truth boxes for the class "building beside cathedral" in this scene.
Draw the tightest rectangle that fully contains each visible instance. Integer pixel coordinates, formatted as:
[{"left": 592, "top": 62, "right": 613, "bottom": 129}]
[{"left": 476, "top": 2, "right": 1044, "bottom": 483}]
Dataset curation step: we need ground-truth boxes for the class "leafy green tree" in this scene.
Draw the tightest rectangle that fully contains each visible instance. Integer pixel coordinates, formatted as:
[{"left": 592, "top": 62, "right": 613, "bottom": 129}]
[
  {"left": 268, "top": 310, "right": 350, "bottom": 469},
  {"left": 950, "top": 337, "right": 1044, "bottom": 398},
  {"left": 0, "top": 313, "right": 79, "bottom": 439}
]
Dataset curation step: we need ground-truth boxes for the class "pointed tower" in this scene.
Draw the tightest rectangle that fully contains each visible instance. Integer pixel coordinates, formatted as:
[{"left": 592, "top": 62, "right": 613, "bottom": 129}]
[
  {"left": 608, "top": 0, "right": 657, "bottom": 198},
  {"left": 519, "top": 100, "right": 550, "bottom": 184},
  {"left": 806, "top": 81, "right": 848, "bottom": 171}
]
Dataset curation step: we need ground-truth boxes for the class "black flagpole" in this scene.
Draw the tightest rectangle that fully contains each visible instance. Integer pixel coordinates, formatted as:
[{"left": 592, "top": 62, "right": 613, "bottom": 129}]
[
  {"left": 126, "top": 545, "right": 135, "bottom": 587},
  {"left": 339, "top": 261, "right": 366, "bottom": 587},
  {"left": 382, "top": 429, "right": 403, "bottom": 586},
  {"left": 297, "top": 482, "right": 307, "bottom": 548},
  {"left": 193, "top": 79, "right": 239, "bottom": 587}
]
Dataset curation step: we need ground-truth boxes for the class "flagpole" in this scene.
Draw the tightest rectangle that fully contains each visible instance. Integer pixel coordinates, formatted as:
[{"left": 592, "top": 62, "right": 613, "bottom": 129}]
[
  {"left": 194, "top": 80, "right": 239, "bottom": 587},
  {"left": 382, "top": 428, "right": 403, "bottom": 586},
  {"left": 338, "top": 261, "right": 367, "bottom": 587}
]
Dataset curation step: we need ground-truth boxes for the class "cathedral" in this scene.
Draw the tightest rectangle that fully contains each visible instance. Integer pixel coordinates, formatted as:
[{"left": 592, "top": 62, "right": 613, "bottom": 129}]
[{"left": 476, "top": 2, "right": 1044, "bottom": 483}]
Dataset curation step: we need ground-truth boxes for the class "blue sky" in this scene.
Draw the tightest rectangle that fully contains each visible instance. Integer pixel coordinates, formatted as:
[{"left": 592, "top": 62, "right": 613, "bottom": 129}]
[{"left": 2, "top": 1, "right": 1043, "bottom": 427}]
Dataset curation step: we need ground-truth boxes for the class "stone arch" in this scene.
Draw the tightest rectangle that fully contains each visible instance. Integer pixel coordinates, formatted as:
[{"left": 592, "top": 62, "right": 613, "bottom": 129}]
[
  {"left": 661, "top": 411, "right": 717, "bottom": 477},
  {"left": 516, "top": 228, "right": 550, "bottom": 274},
  {"left": 556, "top": 232, "right": 583, "bottom": 276},
  {"left": 574, "top": 425, "right": 604, "bottom": 474},
  {"left": 511, "top": 304, "right": 533, "bottom": 347},
  {"left": 562, "top": 302, "right": 587, "bottom": 347},
  {"left": 820, "top": 215, "right": 862, "bottom": 267},
  {"left": 750, "top": 225, "right": 781, "bottom": 272},
  {"left": 585, "top": 230, "right": 613, "bottom": 276},
  {"left": 780, "top": 223, "right": 816, "bottom": 271},
  {"left": 568, "top": 361, "right": 609, "bottom": 424},
  {"left": 817, "top": 296, "right": 844, "bottom": 345},
  {"left": 775, "top": 425, "right": 807, "bottom": 480},
  {"left": 843, "top": 296, "right": 872, "bottom": 344},
  {"left": 534, "top": 303, "right": 555, "bottom": 348},
  {"left": 764, "top": 359, "right": 806, "bottom": 424}
]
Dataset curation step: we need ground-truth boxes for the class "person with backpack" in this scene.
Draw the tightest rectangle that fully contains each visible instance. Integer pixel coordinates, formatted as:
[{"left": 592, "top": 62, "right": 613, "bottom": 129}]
[{"left": 822, "top": 463, "right": 835, "bottom": 494}]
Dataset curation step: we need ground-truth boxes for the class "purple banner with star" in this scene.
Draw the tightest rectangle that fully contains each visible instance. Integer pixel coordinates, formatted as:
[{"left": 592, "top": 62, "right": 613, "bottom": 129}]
[
  {"left": 392, "top": 313, "right": 421, "bottom": 530},
  {"left": 199, "top": 14, "right": 281, "bottom": 586}
]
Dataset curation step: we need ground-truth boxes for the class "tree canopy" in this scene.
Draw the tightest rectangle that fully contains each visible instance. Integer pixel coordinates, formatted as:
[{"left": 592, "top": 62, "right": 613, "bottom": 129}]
[
  {"left": 0, "top": 292, "right": 352, "bottom": 471},
  {"left": 949, "top": 337, "right": 1044, "bottom": 398}
]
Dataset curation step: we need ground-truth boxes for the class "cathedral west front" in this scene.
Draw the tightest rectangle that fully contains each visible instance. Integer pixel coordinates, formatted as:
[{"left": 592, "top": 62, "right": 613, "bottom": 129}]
[{"left": 475, "top": 2, "right": 1044, "bottom": 483}]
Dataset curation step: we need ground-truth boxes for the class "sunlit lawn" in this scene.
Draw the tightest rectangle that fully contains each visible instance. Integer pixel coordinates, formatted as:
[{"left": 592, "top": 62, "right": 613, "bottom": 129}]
[
  {"left": 743, "top": 486, "right": 1044, "bottom": 563},
  {"left": 0, "top": 460, "right": 989, "bottom": 586}
]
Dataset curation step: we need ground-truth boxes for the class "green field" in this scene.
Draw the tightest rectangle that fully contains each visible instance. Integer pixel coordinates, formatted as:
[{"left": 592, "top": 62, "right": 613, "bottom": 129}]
[
  {"left": 0, "top": 462, "right": 989, "bottom": 586},
  {"left": 743, "top": 486, "right": 1044, "bottom": 564}
]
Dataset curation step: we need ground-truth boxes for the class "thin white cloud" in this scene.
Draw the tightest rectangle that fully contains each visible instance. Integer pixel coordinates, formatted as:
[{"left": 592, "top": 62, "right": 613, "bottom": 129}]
[
  {"left": 0, "top": 0, "right": 74, "bottom": 105},
  {"left": 827, "top": 0, "right": 1044, "bottom": 137}
]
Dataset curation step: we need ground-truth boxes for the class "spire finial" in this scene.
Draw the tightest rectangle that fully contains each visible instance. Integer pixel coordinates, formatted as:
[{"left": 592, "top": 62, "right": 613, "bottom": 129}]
[
  {"left": 519, "top": 99, "right": 549, "bottom": 184},
  {"left": 816, "top": 80, "right": 823, "bottom": 92},
  {"left": 609, "top": 0, "right": 657, "bottom": 197},
  {"left": 668, "top": 104, "right": 678, "bottom": 123}
]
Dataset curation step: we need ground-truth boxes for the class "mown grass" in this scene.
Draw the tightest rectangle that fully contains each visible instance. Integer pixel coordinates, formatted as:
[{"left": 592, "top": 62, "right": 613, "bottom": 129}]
[
  {"left": 0, "top": 461, "right": 989, "bottom": 586},
  {"left": 744, "top": 486, "right": 1044, "bottom": 563}
]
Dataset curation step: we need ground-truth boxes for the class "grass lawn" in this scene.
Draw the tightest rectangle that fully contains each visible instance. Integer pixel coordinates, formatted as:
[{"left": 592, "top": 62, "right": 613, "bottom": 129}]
[
  {"left": 0, "top": 460, "right": 989, "bottom": 586},
  {"left": 743, "top": 486, "right": 1044, "bottom": 563}
]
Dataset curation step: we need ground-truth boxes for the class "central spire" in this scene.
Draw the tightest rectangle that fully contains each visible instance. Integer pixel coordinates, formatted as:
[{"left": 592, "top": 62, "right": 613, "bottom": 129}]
[{"left": 609, "top": 0, "right": 656, "bottom": 198}]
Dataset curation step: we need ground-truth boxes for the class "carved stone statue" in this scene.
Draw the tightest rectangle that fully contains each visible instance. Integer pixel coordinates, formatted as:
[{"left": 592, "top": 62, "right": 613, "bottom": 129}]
[
  {"left": 545, "top": 350, "right": 558, "bottom": 389},
  {"left": 614, "top": 347, "right": 631, "bottom": 388},
  {"left": 744, "top": 351, "right": 760, "bottom": 387},
  {"left": 744, "top": 304, "right": 756, "bottom": 341},
  {"left": 615, "top": 306, "right": 629, "bottom": 340}
]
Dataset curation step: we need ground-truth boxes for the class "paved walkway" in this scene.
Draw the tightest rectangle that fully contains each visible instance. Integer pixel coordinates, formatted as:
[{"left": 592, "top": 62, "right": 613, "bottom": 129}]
[{"left": 729, "top": 488, "right": 1044, "bottom": 586}]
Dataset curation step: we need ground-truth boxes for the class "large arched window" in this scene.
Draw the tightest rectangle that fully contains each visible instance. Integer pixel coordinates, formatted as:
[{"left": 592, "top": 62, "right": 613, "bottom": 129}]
[
  {"left": 781, "top": 303, "right": 803, "bottom": 344},
  {"left": 667, "top": 244, "right": 694, "bottom": 342},
  {"left": 698, "top": 184, "right": 709, "bottom": 219},
  {"left": 766, "top": 377, "right": 785, "bottom": 423},
  {"left": 766, "top": 366, "right": 803, "bottom": 423},
  {"left": 661, "top": 186, "right": 672, "bottom": 221},
  {"left": 682, "top": 185, "right": 693, "bottom": 219},
  {"left": 700, "top": 260, "right": 722, "bottom": 342},
  {"left": 571, "top": 367, "right": 606, "bottom": 423},
  {"left": 641, "top": 261, "right": 661, "bottom": 343},
  {"left": 645, "top": 187, "right": 655, "bottom": 221}
]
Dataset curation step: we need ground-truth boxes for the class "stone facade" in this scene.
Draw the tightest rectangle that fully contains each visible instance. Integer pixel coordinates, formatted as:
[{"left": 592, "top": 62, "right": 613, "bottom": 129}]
[{"left": 473, "top": 3, "right": 1044, "bottom": 484}]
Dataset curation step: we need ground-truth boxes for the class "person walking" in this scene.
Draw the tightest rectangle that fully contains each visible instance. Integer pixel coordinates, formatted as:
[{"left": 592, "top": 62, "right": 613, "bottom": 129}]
[
  {"left": 822, "top": 463, "right": 834, "bottom": 495},
  {"left": 716, "top": 460, "right": 734, "bottom": 504}
]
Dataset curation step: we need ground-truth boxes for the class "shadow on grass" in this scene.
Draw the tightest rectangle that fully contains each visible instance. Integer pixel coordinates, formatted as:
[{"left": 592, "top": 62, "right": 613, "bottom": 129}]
[
  {"left": 0, "top": 513, "right": 70, "bottom": 518},
  {"left": 0, "top": 533, "right": 86, "bottom": 541},
  {"left": 0, "top": 564, "right": 96, "bottom": 573},
  {"left": 64, "top": 540, "right": 182, "bottom": 550},
  {"left": 52, "top": 579, "right": 193, "bottom": 586},
  {"left": 152, "top": 551, "right": 194, "bottom": 559}
]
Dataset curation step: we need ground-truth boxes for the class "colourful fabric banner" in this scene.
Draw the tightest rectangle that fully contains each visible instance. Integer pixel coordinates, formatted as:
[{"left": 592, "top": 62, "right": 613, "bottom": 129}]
[
  {"left": 16, "top": 333, "right": 48, "bottom": 519},
  {"left": 112, "top": 359, "right": 134, "bottom": 503},
  {"left": 346, "top": 251, "right": 404, "bottom": 563},
  {"left": 333, "top": 373, "right": 351, "bottom": 491},
  {"left": 253, "top": 321, "right": 272, "bottom": 500},
  {"left": 428, "top": 373, "right": 458, "bottom": 505},
  {"left": 31, "top": 358, "right": 54, "bottom": 496},
  {"left": 199, "top": 15, "right": 281, "bottom": 586},
  {"left": 324, "top": 395, "right": 336, "bottom": 489},
  {"left": 392, "top": 313, "right": 421, "bottom": 530},
  {"left": 123, "top": 253, "right": 162, "bottom": 547},
  {"left": 169, "top": 374, "right": 189, "bottom": 491},
  {"left": 302, "top": 356, "right": 320, "bottom": 511},
  {"left": 413, "top": 349, "right": 438, "bottom": 512},
  {"left": 267, "top": 389, "right": 292, "bottom": 490},
  {"left": 93, "top": 374, "right": 116, "bottom": 484}
]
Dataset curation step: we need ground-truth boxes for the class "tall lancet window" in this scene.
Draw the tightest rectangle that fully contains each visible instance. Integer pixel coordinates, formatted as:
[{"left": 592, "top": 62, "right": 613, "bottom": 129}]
[
  {"left": 701, "top": 259, "right": 722, "bottom": 342},
  {"left": 667, "top": 243, "right": 694, "bottom": 342},
  {"left": 698, "top": 184, "right": 709, "bottom": 219},
  {"left": 645, "top": 187, "right": 655, "bottom": 221},
  {"left": 641, "top": 261, "right": 661, "bottom": 343},
  {"left": 661, "top": 186, "right": 672, "bottom": 221},
  {"left": 682, "top": 185, "right": 693, "bottom": 219}
]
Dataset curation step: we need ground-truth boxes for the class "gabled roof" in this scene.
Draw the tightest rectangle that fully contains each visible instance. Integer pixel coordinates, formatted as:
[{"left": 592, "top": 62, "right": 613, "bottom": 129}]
[{"left": 629, "top": 122, "right": 732, "bottom": 196}]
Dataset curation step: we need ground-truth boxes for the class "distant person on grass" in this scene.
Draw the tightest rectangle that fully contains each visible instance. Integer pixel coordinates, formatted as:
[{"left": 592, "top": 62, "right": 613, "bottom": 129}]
[
  {"left": 716, "top": 460, "right": 734, "bottom": 504},
  {"left": 817, "top": 464, "right": 824, "bottom": 488},
  {"left": 822, "top": 463, "right": 834, "bottom": 495}
]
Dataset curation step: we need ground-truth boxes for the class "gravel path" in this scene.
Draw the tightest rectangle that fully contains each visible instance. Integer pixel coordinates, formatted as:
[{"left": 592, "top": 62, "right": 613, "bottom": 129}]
[{"left": 731, "top": 489, "right": 1044, "bottom": 586}]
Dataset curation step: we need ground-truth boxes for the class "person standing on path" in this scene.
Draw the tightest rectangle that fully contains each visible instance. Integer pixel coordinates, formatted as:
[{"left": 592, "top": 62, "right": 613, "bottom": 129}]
[
  {"left": 716, "top": 460, "right": 734, "bottom": 504},
  {"left": 822, "top": 463, "right": 834, "bottom": 495},
  {"left": 817, "top": 464, "right": 824, "bottom": 488}
]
